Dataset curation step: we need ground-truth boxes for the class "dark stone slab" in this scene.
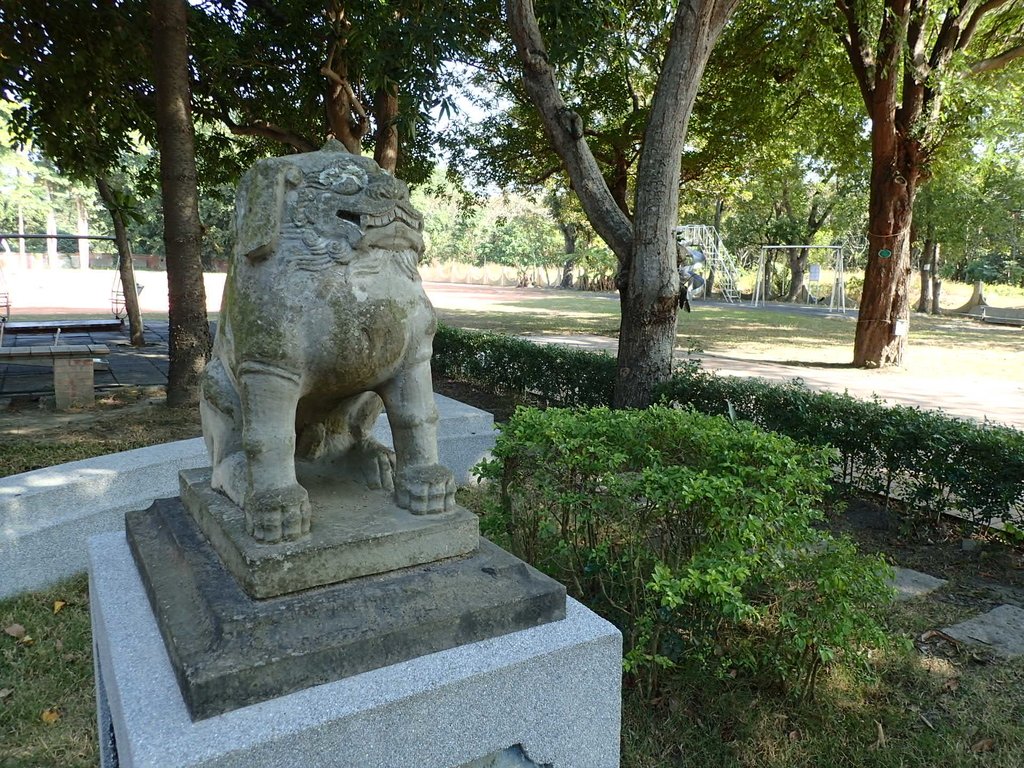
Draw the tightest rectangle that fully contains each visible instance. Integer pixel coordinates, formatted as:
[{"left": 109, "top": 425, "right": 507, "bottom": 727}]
[
  {"left": 125, "top": 497, "right": 566, "bottom": 721},
  {"left": 180, "top": 467, "right": 480, "bottom": 599},
  {"left": 5, "top": 318, "right": 124, "bottom": 333}
]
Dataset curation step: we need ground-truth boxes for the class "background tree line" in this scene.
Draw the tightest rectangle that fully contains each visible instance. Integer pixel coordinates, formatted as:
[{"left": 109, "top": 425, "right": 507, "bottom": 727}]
[{"left": 1, "top": 0, "right": 1022, "bottom": 405}]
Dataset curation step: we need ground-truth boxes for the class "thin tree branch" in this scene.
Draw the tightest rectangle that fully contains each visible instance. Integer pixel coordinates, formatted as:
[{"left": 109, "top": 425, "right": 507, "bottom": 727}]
[
  {"left": 215, "top": 102, "right": 317, "bottom": 153},
  {"left": 969, "top": 42, "right": 1024, "bottom": 73}
]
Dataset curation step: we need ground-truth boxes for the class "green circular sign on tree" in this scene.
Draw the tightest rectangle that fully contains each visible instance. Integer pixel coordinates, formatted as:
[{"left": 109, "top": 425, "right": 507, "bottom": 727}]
[{"left": 878, "top": 248, "right": 893, "bottom": 259}]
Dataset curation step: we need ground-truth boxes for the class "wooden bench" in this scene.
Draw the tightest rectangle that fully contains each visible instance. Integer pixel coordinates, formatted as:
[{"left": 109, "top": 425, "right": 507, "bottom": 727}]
[{"left": 0, "top": 344, "right": 110, "bottom": 408}]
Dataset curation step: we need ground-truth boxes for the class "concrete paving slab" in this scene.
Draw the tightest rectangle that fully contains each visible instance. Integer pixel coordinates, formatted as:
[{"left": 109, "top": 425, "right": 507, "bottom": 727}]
[
  {"left": 943, "top": 605, "right": 1024, "bottom": 658},
  {"left": 891, "top": 567, "right": 947, "bottom": 601}
]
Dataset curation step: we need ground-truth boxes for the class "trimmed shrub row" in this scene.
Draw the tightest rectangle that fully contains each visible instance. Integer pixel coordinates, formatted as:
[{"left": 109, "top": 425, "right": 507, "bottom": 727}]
[{"left": 433, "top": 323, "right": 1024, "bottom": 527}]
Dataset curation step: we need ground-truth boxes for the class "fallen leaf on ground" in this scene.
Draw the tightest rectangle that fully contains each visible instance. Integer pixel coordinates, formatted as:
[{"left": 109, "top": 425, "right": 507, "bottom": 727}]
[
  {"left": 971, "top": 738, "right": 995, "bottom": 753},
  {"left": 869, "top": 721, "right": 886, "bottom": 750},
  {"left": 920, "top": 629, "right": 960, "bottom": 645},
  {"left": 4, "top": 623, "right": 25, "bottom": 639},
  {"left": 943, "top": 677, "right": 960, "bottom": 693},
  {"left": 919, "top": 713, "right": 935, "bottom": 730},
  {"left": 40, "top": 708, "right": 60, "bottom": 724},
  {"left": 788, "top": 730, "right": 801, "bottom": 743},
  {"left": 54, "top": 639, "right": 64, "bottom": 652},
  {"left": 0, "top": 688, "right": 12, "bottom": 699},
  {"left": 53, "top": 600, "right": 66, "bottom": 614},
  {"left": 17, "top": 635, "right": 34, "bottom": 646}
]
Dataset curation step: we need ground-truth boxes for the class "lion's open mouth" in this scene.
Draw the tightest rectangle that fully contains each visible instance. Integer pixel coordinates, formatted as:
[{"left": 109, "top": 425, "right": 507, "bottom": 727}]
[{"left": 353, "top": 204, "right": 424, "bottom": 252}]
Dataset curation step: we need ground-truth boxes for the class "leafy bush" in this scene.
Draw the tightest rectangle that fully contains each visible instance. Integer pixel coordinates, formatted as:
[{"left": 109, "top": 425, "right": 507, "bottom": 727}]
[
  {"left": 476, "top": 406, "right": 893, "bottom": 699},
  {"left": 656, "top": 368, "right": 1024, "bottom": 528}
]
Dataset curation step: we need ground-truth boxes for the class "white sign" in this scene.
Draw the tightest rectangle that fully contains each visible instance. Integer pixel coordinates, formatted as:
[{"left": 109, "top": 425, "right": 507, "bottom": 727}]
[
  {"left": 808, "top": 264, "right": 822, "bottom": 282},
  {"left": 894, "top": 319, "right": 909, "bottom": 337}
]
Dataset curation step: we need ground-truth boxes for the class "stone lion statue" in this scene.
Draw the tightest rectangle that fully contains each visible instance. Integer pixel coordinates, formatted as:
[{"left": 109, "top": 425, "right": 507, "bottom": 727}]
[{"left": 200, "top": 140, "right": 455, "bottom": 544}]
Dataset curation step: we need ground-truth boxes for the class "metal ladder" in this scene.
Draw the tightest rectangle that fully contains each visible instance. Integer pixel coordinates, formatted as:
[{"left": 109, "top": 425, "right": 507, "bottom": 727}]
[{"left": 675, "top": 225, "right": 742, "bottom": 302}]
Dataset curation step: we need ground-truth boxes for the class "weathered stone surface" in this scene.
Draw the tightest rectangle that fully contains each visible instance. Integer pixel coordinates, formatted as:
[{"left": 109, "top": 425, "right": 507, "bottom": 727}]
[
  {"left": 180, "top": 467, "right": 479, "bottom": 598},
  {"left": 461, "top": 746, "right": 550, "bottom": 767},
  {"left": 891, "top": 567, "right": 947, "bottom": 602},
  {"left": 200, "top": 140, "right": 455, "bottom": 544},
  {"left": 124, "top": 496, "right": 566, "bottom": 720},
  {"left": 943, "top": 604, "right": 1024, "bottom": 658}
]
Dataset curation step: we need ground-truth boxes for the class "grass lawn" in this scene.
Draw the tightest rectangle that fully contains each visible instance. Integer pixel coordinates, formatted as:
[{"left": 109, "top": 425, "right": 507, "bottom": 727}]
[{"left": 434, "top": 293, "right": 1024, "bottom": 381}]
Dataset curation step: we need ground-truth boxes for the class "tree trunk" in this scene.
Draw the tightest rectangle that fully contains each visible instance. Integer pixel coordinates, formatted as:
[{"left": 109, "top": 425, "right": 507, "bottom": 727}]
[
  {"left": 150, "top": 0, "right": 211, "bottom": 406},
  {"left": 17, "top": 205, "right": 27, "bottom": 269},
  {"left": 76, "top": 196, "right": 90, "bottom": 270},
  {"left": 853, "top": 120, "right": 919, "bottom": 367},
  {"left": 372, "top": 85, "right": 399, "bottom": 173},
  {"left": 785, "top": 247, "right": 809, "bottom": 302},
  {"left": 916, "top": 233, "right": 935, "bottom": 313},
  {"left": 46, "top": 207, "right": 58, "bottom": 269},
  {"left": 558, "top": 221, "right": 576, "bottom": 288},
  {"left": 507, "top": 0, "right": 738, "bottom": 408},
  {"left": 96, "top": 177, "right": 145, "bottom": 346}
]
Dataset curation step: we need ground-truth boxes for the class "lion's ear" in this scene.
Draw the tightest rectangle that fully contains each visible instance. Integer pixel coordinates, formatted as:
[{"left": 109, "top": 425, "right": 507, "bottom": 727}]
[{"left": 234, "top": 162, "right": 301, "bottom": 264}]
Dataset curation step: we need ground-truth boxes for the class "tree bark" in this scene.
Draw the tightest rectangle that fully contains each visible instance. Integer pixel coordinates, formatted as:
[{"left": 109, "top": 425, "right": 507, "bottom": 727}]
[
  {"left": 372, "top": 84, "right": 399, "bottom": 173},
  {"left": 785, "top": 248, "right": 809, "bottom": 302},
  {"left": 558, "top": 221, "right": 576, "bottom": 288},
  {"left": 853, "top": 133, "right": 918, "bottom": 366},
  {"left": 150, "top": 0, "right": 211, "bottom": 406},
  {"left": 96, "top": 177, "right": 145, "bottom": 347},
  {"left": 507, "top": 0, "right": 738, "bottom": 408}
]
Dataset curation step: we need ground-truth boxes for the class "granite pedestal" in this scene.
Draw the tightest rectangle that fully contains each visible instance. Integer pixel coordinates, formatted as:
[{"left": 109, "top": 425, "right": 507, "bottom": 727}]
[{"left": 90, "top": 532, "right": 623, "bottom": 768}]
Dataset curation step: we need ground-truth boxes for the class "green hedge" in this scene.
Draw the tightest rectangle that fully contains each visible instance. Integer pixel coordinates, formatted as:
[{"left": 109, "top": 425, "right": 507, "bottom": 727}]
[
  {"left": 656, "top": 369, "right": 1024, "bottom": 528},
  {"left": 433, "top": 323, "right": 615, "bottom": 408},
  {"left": 433, "top": 323, "right": 1024, "bottom": 527}
]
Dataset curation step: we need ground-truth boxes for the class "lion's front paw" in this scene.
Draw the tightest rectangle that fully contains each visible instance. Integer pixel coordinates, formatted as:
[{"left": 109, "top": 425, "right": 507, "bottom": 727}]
[
  {"left": 244, "top": 484, "right": 311, "bottom": 543},
  {"left": 395, "top": 464, "right": 455, "bottom": 515}
]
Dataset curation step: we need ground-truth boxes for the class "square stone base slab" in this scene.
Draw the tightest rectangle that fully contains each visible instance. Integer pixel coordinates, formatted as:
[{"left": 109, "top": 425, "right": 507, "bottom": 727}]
[
  {"left": 178, "top": 466, "right": 480, "bottom": 598},
  {"left": 125, "top": 496, "right": 566, "bottom": 720},
  {"left": 90, "top": 532, "right": 622, "bottom": 768}
]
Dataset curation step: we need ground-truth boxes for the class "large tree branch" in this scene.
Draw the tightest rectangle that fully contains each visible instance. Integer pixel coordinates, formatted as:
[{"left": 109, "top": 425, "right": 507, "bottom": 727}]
[
  {"left": 969, "top": 42, "right": 1024, "bottom": 73},
  {"left": 506, "top": 0, "right": 632, "bottom": 262},
  {"left": 899, "top": 0, "right": 927, "bottom": 128},
  {"left": 876, "top": 0, "right": 911, "bottom": 117},
  {"left": 834, "top": 0, "right": 876, "bottom": 111},
  {"left": 212, "top": 100, "right": 317, "bottom": 152}
]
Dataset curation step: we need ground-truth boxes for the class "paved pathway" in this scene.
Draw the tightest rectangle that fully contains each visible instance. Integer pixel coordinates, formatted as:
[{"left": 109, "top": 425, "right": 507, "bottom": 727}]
[{"left": 525, "top": 333, "right": 1024, "bottom": 430}]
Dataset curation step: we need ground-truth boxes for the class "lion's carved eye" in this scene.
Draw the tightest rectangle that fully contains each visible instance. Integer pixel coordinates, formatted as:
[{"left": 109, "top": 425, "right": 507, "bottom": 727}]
[{"left": 318, "top": 165, "right": 366, "bottom": 195}]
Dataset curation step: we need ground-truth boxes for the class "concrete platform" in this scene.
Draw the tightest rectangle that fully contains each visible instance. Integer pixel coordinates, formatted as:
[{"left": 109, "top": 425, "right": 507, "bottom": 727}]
[
  {"left": 90, "top": 532, "right": 622, "bottom": 767},
  {"left": 891, "top": 567, "right": 947, "bottom": 601},
  {"left": 943, "top": 604, "right": 1024, "bottom": 658},
  {"left": 1, "top": 394, "right": 497, "bottom": 598}
]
